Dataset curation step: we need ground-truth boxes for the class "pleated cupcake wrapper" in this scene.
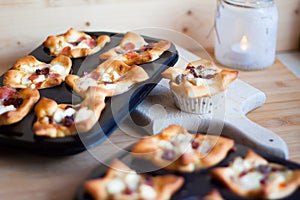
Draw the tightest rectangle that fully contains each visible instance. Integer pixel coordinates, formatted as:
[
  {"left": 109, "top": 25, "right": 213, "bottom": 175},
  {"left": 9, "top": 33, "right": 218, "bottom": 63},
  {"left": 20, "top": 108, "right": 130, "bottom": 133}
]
[{"left": 171, "top": 90, "right": 225, "bottom": 114}]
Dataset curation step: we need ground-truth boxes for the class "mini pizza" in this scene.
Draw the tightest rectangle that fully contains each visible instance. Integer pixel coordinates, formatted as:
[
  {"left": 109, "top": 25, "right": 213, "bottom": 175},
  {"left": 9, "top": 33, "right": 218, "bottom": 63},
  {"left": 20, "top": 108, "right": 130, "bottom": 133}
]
[
  {"left": 32, "top": 86, "right": 107, "bottom": 137},
  {"left": 43, "top": 28, "right": 110, "bottom": 58},
  {"left": 131, "top": 124, "right": 234, "bottom": 172},
  {"left": 65, "top": 59, "right": 149, "bottom": 97},
  {"left": 3, "top": 55, "right": 72, "bottom": 89},
  {"left": 99, "top": 32, "right": 171, "bottom": 65},
  {"left": 84, "top": 159, "right": 184, "bottom": 200},
  {"left": 211, "top": 150, "right": 300, "bottom": 199},
  {"left": 0, "top": 87, "right": 40, "bottom": 126},
  {"left": 161, "top": 59, "right": 238, "bottom": 98}
]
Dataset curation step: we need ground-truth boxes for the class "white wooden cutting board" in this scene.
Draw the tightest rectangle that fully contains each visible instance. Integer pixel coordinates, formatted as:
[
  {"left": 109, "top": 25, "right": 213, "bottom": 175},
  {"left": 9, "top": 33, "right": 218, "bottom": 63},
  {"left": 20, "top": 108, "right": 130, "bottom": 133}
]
[{"left": 134, "top": 45, "right": 289, "bottom": 159}]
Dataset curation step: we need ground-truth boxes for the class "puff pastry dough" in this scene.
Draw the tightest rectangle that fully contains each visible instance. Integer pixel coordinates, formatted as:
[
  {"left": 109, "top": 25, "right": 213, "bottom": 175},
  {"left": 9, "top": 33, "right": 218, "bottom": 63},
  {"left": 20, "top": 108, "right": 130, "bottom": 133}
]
[
  {"left": 66, "top": 59, "right": 149, "bottom": 97},
  {"left": 161, "top": 59, "right": 238, "bottom": 98},
  {"left": 0, "top": 87, "right": 40, "bottom": 126},
  {"left": 43, "top": 28, "right": 110, "bottom": 58},
  {"left": 32, "top": 87, "right": 107, "bottom": 137},
  {"left": 99, "top": 32, "right": 171, "bottom": 65},
  {"left": 84, "top": 159, "right": 184, "bottom": 200},
  {"left": 211, "top": 150, "right": 300, "bottom": 199},
  {"left": 131, "top": 124, "right": 234, "bottom": 172},
  {"left": 3, "top": 55, "right": 72, "bottom": 89}
]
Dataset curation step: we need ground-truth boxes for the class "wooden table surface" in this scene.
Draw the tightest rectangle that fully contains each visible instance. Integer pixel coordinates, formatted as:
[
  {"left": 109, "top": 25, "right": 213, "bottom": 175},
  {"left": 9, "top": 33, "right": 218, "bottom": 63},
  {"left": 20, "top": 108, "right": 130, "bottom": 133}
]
[{"left": 0, "top": 53, "right": 299, "bottom": 200}]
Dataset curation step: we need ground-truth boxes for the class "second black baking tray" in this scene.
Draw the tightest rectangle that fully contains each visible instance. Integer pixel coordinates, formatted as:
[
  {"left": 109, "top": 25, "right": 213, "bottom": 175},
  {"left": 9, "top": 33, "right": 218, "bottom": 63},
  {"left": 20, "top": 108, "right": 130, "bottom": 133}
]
[
  {"left": 75, "top": 143, "right": 300, "bottom": 200},
  {"left": 0, "top": 31, "right": 179, "bottom": 155}
]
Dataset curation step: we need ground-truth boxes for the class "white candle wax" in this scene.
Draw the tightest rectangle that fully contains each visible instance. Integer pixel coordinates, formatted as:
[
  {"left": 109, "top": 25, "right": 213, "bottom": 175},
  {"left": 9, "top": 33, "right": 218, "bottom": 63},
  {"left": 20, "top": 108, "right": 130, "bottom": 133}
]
[{"left": 229, "top": 36, "right": 253, "bottom": 67}]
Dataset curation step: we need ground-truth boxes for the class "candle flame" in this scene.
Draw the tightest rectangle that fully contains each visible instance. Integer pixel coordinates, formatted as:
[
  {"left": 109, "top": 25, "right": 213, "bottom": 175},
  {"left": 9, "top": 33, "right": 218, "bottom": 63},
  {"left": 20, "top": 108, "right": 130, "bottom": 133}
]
[{"left": 240, "top": 35, "right": 248, "bottom": 51}]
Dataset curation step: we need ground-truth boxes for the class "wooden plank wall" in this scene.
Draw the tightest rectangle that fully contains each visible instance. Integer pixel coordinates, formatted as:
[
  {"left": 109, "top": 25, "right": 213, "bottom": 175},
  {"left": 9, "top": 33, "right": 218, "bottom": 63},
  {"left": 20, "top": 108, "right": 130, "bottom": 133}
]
[{"left": 0, "top": 0, "right": 299, "bottom": 69}]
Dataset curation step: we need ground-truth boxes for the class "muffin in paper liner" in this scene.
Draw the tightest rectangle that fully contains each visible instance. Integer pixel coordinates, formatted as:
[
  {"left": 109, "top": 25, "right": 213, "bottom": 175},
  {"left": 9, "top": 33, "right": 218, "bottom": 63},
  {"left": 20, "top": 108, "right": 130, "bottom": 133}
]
[
  {"left": 171, "top": 89, "right": 226, "bottom": 114},
  {"left": 162, "top": 59, "right": 238, "bottom": 114}
]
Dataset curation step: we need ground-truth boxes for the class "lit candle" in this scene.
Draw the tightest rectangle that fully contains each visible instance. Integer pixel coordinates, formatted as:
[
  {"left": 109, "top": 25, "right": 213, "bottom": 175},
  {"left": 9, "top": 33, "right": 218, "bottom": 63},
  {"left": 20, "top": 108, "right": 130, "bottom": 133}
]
[
  {"left": 230, "top": 35, "right": 252, "bottom": 65},
  {"left": 214, "top": 0, "right": 278, "bottom": 70}
]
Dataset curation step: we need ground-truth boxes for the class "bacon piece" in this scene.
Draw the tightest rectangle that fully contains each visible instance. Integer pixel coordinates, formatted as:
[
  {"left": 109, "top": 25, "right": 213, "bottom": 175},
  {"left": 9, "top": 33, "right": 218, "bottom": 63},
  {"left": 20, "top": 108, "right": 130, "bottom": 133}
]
[
  {"left": 138, "top": 43, "right": 155, "bottom": 53},
  {"left": 85, "top": 38, "right": 97, "bottom": 49},
  {"left": 49, "top": 73, "right": 61, "bottom": 79},
  {"left": 89, "top": 71, "right": 101, "bottom": 80},
  {"left": 115, "top": 48, "right": 124, "bottom": 54},
  {"left": 123, "top": 42, "right": 135, "bottom": 51},
  {"left": 0, "top": 87, "right": 17, "bottom": 100},
  {"left": 61, "top": 46, "right": 71, "bottom": 54},
  {"left": 28, "top": 74, "right": 39, "bottom": 81},
  {"left": 70, "top": 37, "right": 86, "bottom": 46},
  {"left": 35, "top": 82, "right": 43, "bottom": 89},
  {"left": 125, "top": 51, "right": 139, "bottom": 59}
]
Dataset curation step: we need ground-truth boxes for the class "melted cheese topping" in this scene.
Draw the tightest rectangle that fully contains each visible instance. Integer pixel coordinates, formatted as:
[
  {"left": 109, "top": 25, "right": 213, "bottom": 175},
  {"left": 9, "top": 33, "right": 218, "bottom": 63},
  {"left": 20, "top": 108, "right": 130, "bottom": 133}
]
[
  {"left": 50, "top": 64, "right": 67, "bottom": 77},
  {"left": 77, "top": 77, "right": 98, "bottom": 91},
  {"left": 124, "top": 172, "right": 140, "bottom": 191},
  {"left": 106, "top": 179, "right": 125, "bottom": 194},
  {"left": 74, "top": 107, "right": 93, "bottom": 123},
  {"left": 230, "top": 156, "right": 292, "bottom": 191},
  {"left": 139, "top": 184, "right": 157, "bottom": 199},
  {"left": 99, "top": 71, "right": 122, "bottom": 83},
  {"left": 76, "top": 40, "right": 91, "bottom": 49},
  {"left": 0, "top": 105, "right": 16, "bottom": 115},
  {"left": 32, "top": 75, "right": 46, "bottom": 84},
  {"left": 18, "top": 62, "right": 66, "bottom": 88},
  {"left": 53, "top": 107, "right": 76, "bottom": 123},
  {"left": 159, "top": 133, "right": 211, "bottom": 155},
  {"left": 239, "top": 171, "right": 265, "bottom": 190},
  {"left": 104, "top": 170, "right": 157, "bottom": 198}
]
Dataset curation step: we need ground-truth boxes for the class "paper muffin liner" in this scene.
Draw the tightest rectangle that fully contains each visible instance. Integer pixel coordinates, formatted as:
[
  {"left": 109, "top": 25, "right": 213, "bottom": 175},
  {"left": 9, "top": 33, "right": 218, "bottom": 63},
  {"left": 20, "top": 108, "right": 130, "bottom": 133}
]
[{"left": 171, "top": 90, "right": 225, "bottom": 114}]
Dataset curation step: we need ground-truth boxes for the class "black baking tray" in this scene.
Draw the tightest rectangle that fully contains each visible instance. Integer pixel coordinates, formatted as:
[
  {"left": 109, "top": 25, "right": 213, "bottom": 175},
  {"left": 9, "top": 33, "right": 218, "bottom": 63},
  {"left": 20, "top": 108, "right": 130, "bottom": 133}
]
[
  {"left": 75, "top": 143, "right": 300, "bottom": 200},
  {"left": 0, "top": 31, "right": 179, "bottom": 155}
]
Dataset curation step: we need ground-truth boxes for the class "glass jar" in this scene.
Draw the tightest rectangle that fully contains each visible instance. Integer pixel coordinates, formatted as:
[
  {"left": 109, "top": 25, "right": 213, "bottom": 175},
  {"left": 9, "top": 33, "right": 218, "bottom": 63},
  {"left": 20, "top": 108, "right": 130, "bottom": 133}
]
[{"left": 214, "top": 0, "right": 278, "bottom": 70}]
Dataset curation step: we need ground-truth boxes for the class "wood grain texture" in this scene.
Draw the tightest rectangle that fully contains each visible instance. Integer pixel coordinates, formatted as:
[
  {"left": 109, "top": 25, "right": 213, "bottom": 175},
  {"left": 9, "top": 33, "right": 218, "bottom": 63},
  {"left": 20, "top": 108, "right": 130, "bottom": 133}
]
[
  {"left": 233, "top": 59, "right": 300, "bottom": 164},
  {"left": 0, "top": 0, "right": 298, "bottom": 70}
]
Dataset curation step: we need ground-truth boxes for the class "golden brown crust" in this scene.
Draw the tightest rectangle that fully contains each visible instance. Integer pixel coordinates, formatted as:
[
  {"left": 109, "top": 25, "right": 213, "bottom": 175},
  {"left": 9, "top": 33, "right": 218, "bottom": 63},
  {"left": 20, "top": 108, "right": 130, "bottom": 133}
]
[
  {"left": 0, "top": 87, "right": 40, "bottom": 126},
  {"left": 161, "top": 59, "right": 238, "bottom": 98},
  {"left": 211, "top": 150, "right": 300, "bottom": 199},
  {"left": 201, "top": 189, "right": 224, "bottom": 200},
  {"left": 3, "top": 55, "right": 72, "bottom": 89},
  {"left": 99, "top": 32, "right": 171, "bottom": 65},
  {"left": 65, "top": 59, "right": 149, "bottom": 97},
  {"left": 43, "top": 28, "right": 110, "bottom": 58},
  {"left": 32, "top": 86, "right": 107, "bottom": 137},
  {"left": 131, "top": 124, "right": 234, "bottom": 172},
  {"left": 84, "top": 159, "right": 184, "bottom": 200}
]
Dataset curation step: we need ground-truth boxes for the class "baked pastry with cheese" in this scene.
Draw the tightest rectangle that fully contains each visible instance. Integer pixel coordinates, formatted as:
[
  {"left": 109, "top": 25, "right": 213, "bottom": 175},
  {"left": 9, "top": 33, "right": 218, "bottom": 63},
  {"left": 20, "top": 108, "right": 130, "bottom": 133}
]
[
  {"left": 65, "top": 59, "right": 149, "bottom": 97},
  {"left": 99, "top": 31, "right": 171, "bottom": 65},
  {"left": 32, "top": 86, "right": 107, "bottom": 137},
  {"left": 84, "top": 159, "right": 184, "bottom": 200},
  {"left": 43, "top": 28, "right": 110, "bottom": 58},
  {"left": 0, "top": 87, "right": 40, "bottom": 126},
  {"left": 211, "top": 150, "right": 300, "bottom": 199},
  {"left": 161, "top": 59, "right": 238, "bottom": 114},
  {"left": 3, "top": 55, "right": 72, "bottom": 89},
  {"left": 131, "top": 124, "right": 234, "bottom": 172}
]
